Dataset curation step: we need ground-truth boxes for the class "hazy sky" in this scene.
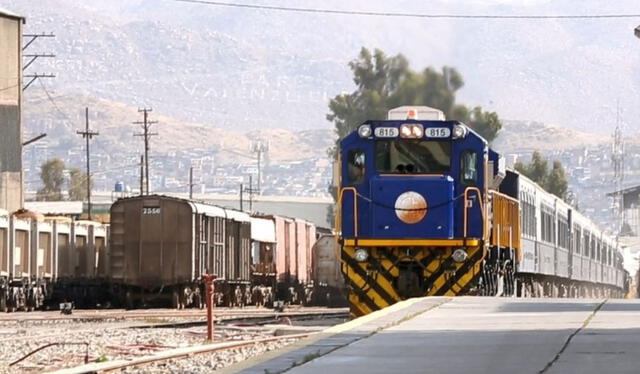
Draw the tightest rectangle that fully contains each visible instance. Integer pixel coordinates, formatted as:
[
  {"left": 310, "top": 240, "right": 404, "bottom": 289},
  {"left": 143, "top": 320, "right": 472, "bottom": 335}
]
[{"left": 4, "top": 0, "right": 640, "bottom": 134}]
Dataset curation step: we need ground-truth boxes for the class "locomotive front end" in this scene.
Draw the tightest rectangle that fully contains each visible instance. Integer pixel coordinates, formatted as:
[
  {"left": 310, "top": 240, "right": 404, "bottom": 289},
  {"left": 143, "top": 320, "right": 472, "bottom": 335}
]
[{"left": 338, "top": 106, "right": 492, "bottom": 317}]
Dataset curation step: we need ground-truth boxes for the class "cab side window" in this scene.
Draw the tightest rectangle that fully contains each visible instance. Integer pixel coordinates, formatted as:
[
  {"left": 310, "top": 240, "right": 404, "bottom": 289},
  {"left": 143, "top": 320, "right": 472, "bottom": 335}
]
[
  {"left": 347, "top": 149, "right": 365, "bottom": 185},
  {"left": 461, "top": 150, "right": 478, "bottom": 185}
]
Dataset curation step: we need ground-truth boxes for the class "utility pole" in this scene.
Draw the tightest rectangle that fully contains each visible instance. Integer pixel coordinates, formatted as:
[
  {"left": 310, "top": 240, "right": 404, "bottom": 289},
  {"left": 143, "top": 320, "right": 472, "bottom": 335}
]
[
  {"left": 240, "top": 176, "right": 258, "bottom": 212},
  {"left": 22, "top": 32, "right": 56, "bottom": 90},
  {"left": 250, "top": 140, "right": 269, "bottom": 195},
  {"left": 76, "top": 107, "right": 99, "bottom": 220},
  {"left": 189, "top": 166, "right": 194, "bottom": 199},
  {"left": 133, "top": 108, "right": 158, "bottom": 195},
  {"left": 249, "top": 175, "right": 253, "bottom": 211},
  {"left": 22, "top": 32, "right": 55, "bottom": 51},
  {"left": 139, "top": 155, "right": 144, "bottom": 196}
]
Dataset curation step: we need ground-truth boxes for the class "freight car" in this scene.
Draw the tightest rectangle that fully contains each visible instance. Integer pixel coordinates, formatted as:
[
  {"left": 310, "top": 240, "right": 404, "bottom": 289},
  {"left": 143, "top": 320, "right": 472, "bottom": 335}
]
[
  {"left": 108, "top": 195, "right": 344, "bottom": 309},
  {"left": 108, "top": 195, "right": 252, "bottom": 308},
  {"left": 0, "top": 210, "right": 108, "bottom": 311},
  {"left": 249, "top": 214, "right": 317, "bottom": 306},
  {"left": 0, "top": 195, "right": 344, "bottom": 312},
  {"left": 307, "top": 231, "right": 347, "bottom": 306},
  {"left": 53, "top": 219, "right": 109, "bottom": 307},
  {"left": 337, "top": 106, "right": 628, "bottom": 318}
]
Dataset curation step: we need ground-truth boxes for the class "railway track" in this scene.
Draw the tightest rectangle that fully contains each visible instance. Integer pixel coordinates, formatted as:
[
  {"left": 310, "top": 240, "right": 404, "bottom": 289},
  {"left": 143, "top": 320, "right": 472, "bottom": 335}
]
[
  {"left": 48, "top": 333, "right": 313, "bottom": 374},
  {"left": 0, "top": 306, "right": 347, "bottom": 323},
  {"left": 1, "top": 307, "right": 347, "bottom": 374},
  {"left": 0, "top": 307, "right": 346, "bottom": 344}
]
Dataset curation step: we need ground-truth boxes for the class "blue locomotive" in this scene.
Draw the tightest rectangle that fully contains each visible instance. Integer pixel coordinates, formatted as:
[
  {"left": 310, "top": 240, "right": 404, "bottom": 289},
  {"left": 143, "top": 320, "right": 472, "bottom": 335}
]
[{"left": 337, "top": 106, "right": 627, "bottom": 318}]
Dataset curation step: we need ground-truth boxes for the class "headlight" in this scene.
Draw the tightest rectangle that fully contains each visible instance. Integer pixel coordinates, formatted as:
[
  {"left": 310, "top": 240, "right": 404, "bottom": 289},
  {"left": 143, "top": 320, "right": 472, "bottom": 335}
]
[
  {"left": 354, "top": 248, "right": 369, "bottom": 262},
  {"left": 358, "top": 124, "right": 372, "bottom": 138},
  {"left": 400, "top": 124, "right": 424, "bottom": 139},
  {"left": 452, "top": 248, "right": 468, "bottom": 263},
  {"left": 452, "top": 124, "right": 468, "bottom": 139}
]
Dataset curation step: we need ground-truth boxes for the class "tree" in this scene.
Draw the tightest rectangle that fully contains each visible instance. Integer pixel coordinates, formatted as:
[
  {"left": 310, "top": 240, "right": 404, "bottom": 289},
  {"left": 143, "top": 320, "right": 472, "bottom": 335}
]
[
  {"left": 546, "top": 160, "right": 568, "bottom": 200},
  {"left": 514, "top": 151, "right": 548, "bottom": 185},
  {"left": 515, "top": 152, "right": 568, "bottom": 201},
  {"left": 326, "top": 47, "right": 504, "bottom": 223},
  {"left": 327, "top": 47, "right": 503, "bottom": 159},
  {"left": 36, "top": 158, "right": 65, "bottom": 201},
  {"left": 68, "top": 168, "right": 93, "bottom": 201}
]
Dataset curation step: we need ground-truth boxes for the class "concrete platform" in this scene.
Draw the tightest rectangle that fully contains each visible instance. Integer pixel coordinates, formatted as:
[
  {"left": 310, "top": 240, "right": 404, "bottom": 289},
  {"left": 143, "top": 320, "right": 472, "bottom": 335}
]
[{"left": 227, "top": 297, "right": 640, "bottom": 374}]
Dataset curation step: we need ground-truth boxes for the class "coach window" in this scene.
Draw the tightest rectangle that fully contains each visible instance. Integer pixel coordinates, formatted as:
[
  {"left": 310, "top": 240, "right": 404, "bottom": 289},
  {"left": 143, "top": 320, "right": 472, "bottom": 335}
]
[
  {"left": 583, "top": 232, "right": 589, "bottom": 256},
  {"left": 347, "top": 149, "right": 365, "bottom": 185},
  {"left": 461, "top": 150, "right": 478, "bottom": 185}
]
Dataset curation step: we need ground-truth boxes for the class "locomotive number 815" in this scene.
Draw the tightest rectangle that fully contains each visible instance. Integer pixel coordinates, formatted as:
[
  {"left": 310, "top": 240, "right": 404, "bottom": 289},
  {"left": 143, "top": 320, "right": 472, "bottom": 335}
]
[{"left": 336, "top": 106, "right": 626, "bottom": 318}]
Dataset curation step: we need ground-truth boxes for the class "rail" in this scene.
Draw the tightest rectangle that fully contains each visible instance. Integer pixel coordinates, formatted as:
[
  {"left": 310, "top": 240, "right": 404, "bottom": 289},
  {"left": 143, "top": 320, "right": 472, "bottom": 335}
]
[
  {"left": 46, "top": 333, "right": 314, "bottom": 374},
  {"left": 0, "top": 308, "right": 349, "bottom": 323},
  {"left": 10, "top": 342, "right": 89, "bottom": 367}
]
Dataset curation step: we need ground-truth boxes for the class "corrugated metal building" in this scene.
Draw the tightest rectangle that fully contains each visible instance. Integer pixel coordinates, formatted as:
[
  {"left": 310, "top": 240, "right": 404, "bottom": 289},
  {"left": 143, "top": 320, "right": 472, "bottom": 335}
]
[{"left": 0, "top": 8, "right": 24, "bottom": 212}]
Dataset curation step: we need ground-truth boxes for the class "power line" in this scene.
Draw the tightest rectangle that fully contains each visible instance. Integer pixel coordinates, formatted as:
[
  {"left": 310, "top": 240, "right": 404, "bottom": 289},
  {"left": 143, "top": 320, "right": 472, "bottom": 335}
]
[
  {"left": 174, "top": 0, "right": 640, "bottom": 20},
  {"left": 38, "top": 79, "right": 75, "bottom": 128},
  {"left": 0, "top": 83, "right": 20, "bottom": 92}
]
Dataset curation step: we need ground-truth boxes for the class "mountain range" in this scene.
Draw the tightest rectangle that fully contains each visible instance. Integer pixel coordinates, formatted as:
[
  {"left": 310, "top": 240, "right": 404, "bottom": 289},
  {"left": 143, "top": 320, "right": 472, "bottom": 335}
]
[{"left": 4, "top": 0, "right": 640, "bottom": 138}]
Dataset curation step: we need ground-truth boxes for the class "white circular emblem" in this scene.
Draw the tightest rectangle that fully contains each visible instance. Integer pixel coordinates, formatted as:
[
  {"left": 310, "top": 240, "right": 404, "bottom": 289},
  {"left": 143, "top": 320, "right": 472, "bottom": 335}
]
[{"left": 394, "top": 191, "right": 427, "bottom": 224}]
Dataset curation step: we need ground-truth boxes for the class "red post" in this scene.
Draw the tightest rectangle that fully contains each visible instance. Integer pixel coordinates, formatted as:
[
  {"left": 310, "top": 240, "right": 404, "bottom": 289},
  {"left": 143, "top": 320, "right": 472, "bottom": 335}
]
[{"left": 203, "top": 274, "right": 217, "bottom": 342}]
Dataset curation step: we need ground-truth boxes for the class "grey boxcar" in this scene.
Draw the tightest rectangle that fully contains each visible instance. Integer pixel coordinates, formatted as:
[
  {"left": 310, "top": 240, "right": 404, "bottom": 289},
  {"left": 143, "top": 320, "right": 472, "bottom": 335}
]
[{"left": 109, "top": 195, "right": 251, "bottom": 308}]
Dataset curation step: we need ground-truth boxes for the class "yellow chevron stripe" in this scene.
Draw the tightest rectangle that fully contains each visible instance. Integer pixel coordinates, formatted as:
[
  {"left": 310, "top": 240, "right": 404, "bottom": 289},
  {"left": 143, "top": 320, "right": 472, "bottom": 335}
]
[
  {"left": 343, "top": 244, "right": 484, "bottom": 316},
  {"left": 378, "top": 254, "right": 400, "bottom": 278},
  {"left": 426, "top": 246, "right": 482, "bottom": 296},
  {"left": 343, "top": 257, "right": 392, "bottom": 311},
  {"left": 424, "top": 253, "right": 443, "bottom": 278},
  {"left": 348, "top": 293, "right": 372, "bottom": 317},
  {"left": 446, "top": 257, "right": 481, "bottom": 296},
  {"left": 428, "top": 269, "right": 450, "bottom": 296},
  {"left": 413, "top": 248, "right": 431, "bottom": 262},
  {"left": 345, "top": 247, "right": 400, "bottom": 292},
  {"left": 349, "top": 269, "right": 387, "bottom": 310},
  {"left": 370, "top": 269, "right": 401, "bottom": 302},
  {"left": 424, "top": 248, "right": 451, "bottom": 293}
]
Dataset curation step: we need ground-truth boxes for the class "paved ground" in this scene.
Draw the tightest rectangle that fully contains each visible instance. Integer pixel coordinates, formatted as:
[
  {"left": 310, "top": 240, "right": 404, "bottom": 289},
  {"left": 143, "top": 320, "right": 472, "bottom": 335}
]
[{"left": 232, "top": 297, "right": 640, "bottom": 374}]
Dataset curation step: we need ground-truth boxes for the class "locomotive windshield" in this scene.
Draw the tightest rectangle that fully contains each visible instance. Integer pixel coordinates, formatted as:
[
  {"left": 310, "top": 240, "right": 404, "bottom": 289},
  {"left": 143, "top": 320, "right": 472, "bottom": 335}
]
[{"left": 375, "top": 140, "right": 451, "bottom": 174}]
